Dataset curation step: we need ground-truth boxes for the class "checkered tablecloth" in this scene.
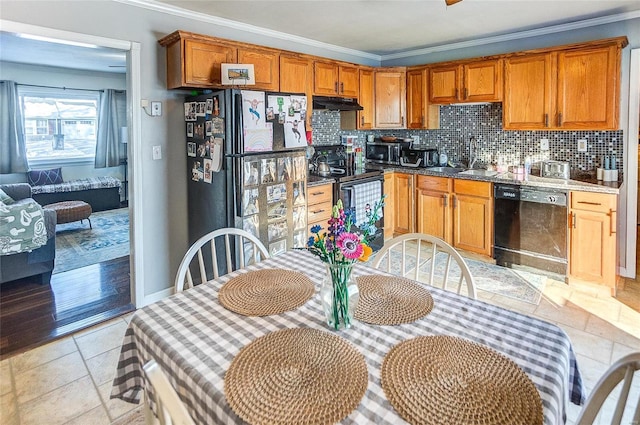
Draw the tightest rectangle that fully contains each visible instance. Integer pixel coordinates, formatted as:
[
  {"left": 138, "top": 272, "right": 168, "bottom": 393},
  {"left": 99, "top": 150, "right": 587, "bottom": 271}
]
[{"left": 111, "top": 249, "right": 584, "bottom": 425}]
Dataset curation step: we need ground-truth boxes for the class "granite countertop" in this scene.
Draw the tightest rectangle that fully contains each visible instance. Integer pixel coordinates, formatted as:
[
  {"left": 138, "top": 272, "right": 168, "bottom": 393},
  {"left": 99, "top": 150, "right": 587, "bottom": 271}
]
[
  {"left": 370, "top": 165, "right": 622, "bottom": 194},
  {"left": 307, "top": 175, "right": 335, "bottom": 186}
]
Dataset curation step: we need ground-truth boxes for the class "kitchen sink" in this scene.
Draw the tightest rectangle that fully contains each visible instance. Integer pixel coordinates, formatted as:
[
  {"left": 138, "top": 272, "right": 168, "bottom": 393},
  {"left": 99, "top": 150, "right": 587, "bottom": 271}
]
[
  {"left": 459, "top": 169, "right": 499, "bottom": 177},
  {"left": 426, "top": 167, "right": 465, "bottom": 174}
]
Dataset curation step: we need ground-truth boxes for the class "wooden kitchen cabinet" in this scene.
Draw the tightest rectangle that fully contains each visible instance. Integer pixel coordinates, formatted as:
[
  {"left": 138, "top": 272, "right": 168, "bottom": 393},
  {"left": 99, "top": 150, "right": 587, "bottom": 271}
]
[
  {"left": 406, "top": 67, "right": 440, "bottom": 129},
  {"left": 569, "top": 191, "right": 617, "bottom": 292},
  {"left": 358, "top": 68, "right": 375, "bottom": 130},
  {"left": 375, "top": 68, "right": 406, "bottom": 129},
  {"left": 313, "top": 61, "right": 359, "bottom": 97},
  {"left": 159, "top": 32, "right": 237, "bottom": 89},
  {"left": 504, "top": 39, "right": 625, "bottom": 130},
  {"left": 383, "top": 172, "right": 395, "bottom": 239},
  {"left": 428, "top": 59, "right": 502, "bottom": 104},
  {"left": 307, "top": 183, "right": 334, "bottom": 236},
  {"left": 393, "top": 173, "right": 414, "bottom": 235},
  {"left": 237, "top": 47, "right": 279, "bottom": 91},
  {"left": 416, "top": 175, "right": 451, "bottom": 242},
  {"left": 416, "top": 176, "right": 493, "bottom": 256},
  {"left": 280, "top": 54, "right": 313, "bottom": 125}
]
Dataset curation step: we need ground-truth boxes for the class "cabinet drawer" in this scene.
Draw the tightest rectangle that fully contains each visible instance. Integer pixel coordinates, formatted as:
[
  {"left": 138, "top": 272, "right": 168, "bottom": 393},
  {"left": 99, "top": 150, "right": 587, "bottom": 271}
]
[
  {"left": 416, "top": 175, "right": 450, "bottom": 192},
  {"left": 454, "top": 179, "right": 492, "bottom": 198},
  {"left": 571, "top": 191, "right": 616, "bottom": 213},
  {"left": 308, "top": 201, "right": 333, "bottom": 224},
  {"left": 308, "top": 184, "right": 333, "bottom": 205}
]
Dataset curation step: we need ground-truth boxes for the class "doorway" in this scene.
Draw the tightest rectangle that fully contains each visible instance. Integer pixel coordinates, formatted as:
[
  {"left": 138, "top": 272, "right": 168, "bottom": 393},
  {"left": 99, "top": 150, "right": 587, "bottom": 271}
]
[{"left": 0, "top": 20, "right": 143, "bottom": 357}]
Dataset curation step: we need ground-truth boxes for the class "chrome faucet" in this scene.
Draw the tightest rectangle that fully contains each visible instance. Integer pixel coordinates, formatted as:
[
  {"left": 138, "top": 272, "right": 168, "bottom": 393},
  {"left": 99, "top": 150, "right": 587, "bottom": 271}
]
[{"left": 469, "top": 136, "right": 479, "bottom": 169}]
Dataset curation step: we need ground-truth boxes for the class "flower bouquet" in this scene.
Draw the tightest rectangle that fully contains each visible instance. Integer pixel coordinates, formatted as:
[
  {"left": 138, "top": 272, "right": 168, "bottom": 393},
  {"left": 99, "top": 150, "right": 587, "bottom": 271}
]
[{"left": 307, "top": 195, "right": 385, "bottom": 330}]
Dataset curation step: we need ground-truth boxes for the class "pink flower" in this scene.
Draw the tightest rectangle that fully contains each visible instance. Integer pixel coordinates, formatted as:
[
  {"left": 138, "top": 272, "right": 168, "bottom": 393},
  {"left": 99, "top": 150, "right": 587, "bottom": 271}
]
[{"left": 336, "top": 232, "right": 363, "bottom": 260}]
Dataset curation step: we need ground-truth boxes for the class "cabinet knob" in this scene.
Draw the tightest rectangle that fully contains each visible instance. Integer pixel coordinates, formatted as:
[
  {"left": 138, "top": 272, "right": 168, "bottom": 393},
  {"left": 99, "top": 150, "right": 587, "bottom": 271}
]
[
  {"left": 452, "top": 194, "right": 458, "bottom": 208},
  {"left": 454, "top": 88, "right": 458, "bottom": 99},
  {"left": 421, "top": 116, "right": 425, "bottom": 126},
  {"left": 334, "top": 82, "right": 338, "bottom": 93},
  {"left": 558, "top": 112, "right": 563, "bottom": 127},
  {"left": 544, "top": 114, "right": 549, "bottom": 127},
  {"left": 571, "top": 212, "right": 576, "bottom": 228},
  {"left": 361, "top": 116, "right": 364, "bottom": 125},
  {"left": 443, "top": 193, "right": 448, "bottom": 207},
  {"left": 340, "top": 82, "right": 344, "bottom": 93},
  {"left": 464, "top": 88, "right": 468, "bottom": 99},
  {"left": 609, "top": 209, "right": 617, "bottom": 235}
]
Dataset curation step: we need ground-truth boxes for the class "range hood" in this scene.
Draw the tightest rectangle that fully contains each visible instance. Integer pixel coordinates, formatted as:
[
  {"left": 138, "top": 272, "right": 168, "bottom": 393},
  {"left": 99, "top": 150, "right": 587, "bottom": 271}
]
[{"left": 312, "top": 96, "right": 363, "bottom": 111}]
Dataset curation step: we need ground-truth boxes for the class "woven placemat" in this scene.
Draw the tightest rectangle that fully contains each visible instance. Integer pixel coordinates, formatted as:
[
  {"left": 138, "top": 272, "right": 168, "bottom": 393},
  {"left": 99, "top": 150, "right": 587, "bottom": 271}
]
[
  {"left": 381, "top": 335, "right": 543, "bottom": 425},
  {"left": 219, "top": 269, "right": 314, "bottom": 316},
  {"left": 355, "top": 275, "right": 434, "bottom": 325},
  {"left": 224, "top": 328, "right": 368, "bottom": 425}
]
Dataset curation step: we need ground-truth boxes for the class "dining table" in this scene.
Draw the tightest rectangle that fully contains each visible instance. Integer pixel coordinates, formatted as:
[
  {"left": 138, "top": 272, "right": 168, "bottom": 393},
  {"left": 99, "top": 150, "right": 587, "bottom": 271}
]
[{"left": 111, "top": 249, "right": 584, "bottom": 425}]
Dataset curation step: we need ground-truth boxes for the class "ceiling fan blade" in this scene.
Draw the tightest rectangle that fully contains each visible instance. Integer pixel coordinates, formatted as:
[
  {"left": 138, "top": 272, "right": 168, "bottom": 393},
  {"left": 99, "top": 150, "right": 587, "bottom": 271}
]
[{"left": 445, "top": 0, "right": 463, "bottom": 5}]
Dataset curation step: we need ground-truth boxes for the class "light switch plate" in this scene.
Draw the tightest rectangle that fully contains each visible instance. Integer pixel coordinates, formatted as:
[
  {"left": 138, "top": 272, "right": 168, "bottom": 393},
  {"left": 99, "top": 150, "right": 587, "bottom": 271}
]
[
  {"left": 577, "top": 139, "right": 587, "bottom": 152},
  {"left": 540, "top": 138, "right": 549, "bottom": 151},
  {"left": 152, "top": 145, "right": 162, "bottom": 160}
]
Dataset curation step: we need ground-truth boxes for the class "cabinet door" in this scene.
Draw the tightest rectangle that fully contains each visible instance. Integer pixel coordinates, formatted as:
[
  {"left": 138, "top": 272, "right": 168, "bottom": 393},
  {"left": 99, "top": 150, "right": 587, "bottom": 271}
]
[
  {"left": 569, "top": 209, "right": 615, "bottom": 284},
  {"left": 383, "top": 173, "right": 395, "bottom": 239},
  {"left": 339, "top": 65, "right": 359, "bottom": 98},
  {"left": 556, "top": 45, "right": 619, "bottom": 129},
  {"left": 452, "top": 194, "right": 493, "bottom": 255},
  {"left": 407, "top": 69, "right": 426, "bottom": 129},
  {"left": 237, "top": 48, "right": 279, "bottom": 91},
  {"left": 429, "top": 65, "right": 460, "bottom": 104},
  {"left": 358, "top": 69, "right": 375, "bottom": 130},
  {"left": 314, "top": 61, "right": 339, "bottom": 95},
  {"left": 184, "top": 39, "right": 237, "bottom": 87},
  {"left": 280, "top": 55, "right": 313, "bottom": 126},
  {"left": 503, "top": 53, "right": 554, "bottom": 130},
  {"left": 393, "top": 173, "right": 413, "bottom": 234},
  {"left": 416, "top": 189, "right": 450, "bottom": 242},
  {"left": 463, "top": 59, "right": 503, "bottom": 102},
  {"left": 375, "top": 70, "right": 406, "bottom": 129}
]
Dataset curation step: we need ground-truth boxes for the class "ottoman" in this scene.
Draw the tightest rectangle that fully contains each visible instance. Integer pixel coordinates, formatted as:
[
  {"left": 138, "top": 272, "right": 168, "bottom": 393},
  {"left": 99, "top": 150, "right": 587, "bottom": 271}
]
[{"left": 45, "top": 200, "right": 93, "bottom": 228}]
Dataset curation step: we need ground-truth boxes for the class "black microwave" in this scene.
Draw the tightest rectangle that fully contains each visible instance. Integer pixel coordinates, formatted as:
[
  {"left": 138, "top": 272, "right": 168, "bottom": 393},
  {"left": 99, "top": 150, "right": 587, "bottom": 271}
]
[{"left": 365, "top": 141, "right": 409, "bottom": 165}]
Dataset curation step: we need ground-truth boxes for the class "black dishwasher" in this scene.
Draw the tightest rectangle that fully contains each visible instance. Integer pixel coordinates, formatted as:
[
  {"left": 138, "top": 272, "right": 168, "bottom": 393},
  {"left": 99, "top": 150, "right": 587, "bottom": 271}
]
[{"left": 493, "top": 184, "right": 568, "bottom": 275}]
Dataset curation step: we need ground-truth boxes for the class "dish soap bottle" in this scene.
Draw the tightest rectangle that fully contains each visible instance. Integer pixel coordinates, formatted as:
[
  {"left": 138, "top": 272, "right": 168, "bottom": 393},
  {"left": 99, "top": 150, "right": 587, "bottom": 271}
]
[{"left": 439, "top": 151, "right": 448, "bottom": 167}]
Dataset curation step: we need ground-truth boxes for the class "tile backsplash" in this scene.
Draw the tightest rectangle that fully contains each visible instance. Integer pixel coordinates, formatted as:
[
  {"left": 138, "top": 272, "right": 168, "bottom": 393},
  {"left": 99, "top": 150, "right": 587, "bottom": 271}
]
[{"left": 311, "top": 103, "right": 624, "bottom": 173}]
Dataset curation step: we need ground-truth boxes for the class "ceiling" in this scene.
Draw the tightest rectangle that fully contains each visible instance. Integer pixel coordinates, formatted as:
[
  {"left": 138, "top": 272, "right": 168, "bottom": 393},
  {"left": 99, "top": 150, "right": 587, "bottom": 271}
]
[{"left": 1, "top": 0, "right": 639, "bottom": 74}]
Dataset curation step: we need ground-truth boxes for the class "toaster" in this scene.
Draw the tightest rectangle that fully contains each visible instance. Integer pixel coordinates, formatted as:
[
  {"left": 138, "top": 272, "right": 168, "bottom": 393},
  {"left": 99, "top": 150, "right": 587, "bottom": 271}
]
[{"left": 541, "top": 160, "right": 570, "bottom": 179}]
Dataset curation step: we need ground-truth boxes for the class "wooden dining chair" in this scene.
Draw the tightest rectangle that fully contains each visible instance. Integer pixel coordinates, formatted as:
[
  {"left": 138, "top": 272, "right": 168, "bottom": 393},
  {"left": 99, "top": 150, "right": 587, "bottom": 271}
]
[
  {"left": 174, "top": 228, "right": 270, "bottom": 292},
  {"left": 373, "top": 233, "right": 477, "bottom": 299},
  {"left": 575, "top": 352, "right": 640, "bottom": 425},
  {"left": 143, "top": 360, "right": 196, "bottom": 425}
]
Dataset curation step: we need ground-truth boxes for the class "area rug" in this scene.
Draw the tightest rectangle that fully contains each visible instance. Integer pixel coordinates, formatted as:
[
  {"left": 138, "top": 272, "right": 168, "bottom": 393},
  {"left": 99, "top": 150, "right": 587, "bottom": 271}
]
[
  {"left": 366, "top": 249, "right": 546, "bottom": 305},
  {"left": 54, "top": 207, "right": 129, "bottom": 273}
]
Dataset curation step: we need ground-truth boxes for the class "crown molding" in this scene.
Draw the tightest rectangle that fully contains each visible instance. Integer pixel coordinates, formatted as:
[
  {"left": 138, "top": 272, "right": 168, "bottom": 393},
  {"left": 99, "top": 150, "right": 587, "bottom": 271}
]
[
  {"left": 382, "top": 10, "right": 640, "bottom": 61},
  {"left": 113, "top": 0, "right": 382, "bottom": 62}
]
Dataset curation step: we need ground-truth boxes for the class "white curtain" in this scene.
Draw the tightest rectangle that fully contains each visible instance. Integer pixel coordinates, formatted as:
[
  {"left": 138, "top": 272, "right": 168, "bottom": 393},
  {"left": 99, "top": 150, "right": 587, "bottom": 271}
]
[
  {"left": 0, "top": 80, "right": 28, "bottom": 173},
  {"left": 95, "top": 89, "right": 124, "bottom": 168}
]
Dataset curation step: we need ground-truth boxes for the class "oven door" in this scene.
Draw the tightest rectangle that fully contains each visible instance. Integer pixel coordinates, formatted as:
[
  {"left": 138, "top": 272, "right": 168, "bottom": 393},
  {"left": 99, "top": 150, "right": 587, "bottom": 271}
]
[{"left": 337, "top": 175, "right": 385, "bottom": 252}]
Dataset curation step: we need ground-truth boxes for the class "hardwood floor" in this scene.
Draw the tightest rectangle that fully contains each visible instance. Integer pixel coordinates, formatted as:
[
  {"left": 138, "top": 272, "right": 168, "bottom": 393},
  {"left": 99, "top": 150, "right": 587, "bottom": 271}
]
[{"left": 0, "top": 256, "right": 133, "bottom": 360}]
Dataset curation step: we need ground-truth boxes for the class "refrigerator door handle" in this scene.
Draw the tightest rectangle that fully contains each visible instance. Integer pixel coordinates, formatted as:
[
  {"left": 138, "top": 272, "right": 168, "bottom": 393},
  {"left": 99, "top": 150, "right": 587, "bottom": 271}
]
[
  {"left": 235, "top": 156, "right": 243, "bottom": 217},
  {"left": 234, "top": 92, "right": 244, "bottom": 156}
]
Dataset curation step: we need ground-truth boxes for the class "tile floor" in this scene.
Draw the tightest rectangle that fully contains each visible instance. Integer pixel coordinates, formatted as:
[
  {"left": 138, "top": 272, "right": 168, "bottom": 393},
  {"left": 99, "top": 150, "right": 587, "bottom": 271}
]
[{"left": 1, "top": 273, "right": 638, "bottom": 424}]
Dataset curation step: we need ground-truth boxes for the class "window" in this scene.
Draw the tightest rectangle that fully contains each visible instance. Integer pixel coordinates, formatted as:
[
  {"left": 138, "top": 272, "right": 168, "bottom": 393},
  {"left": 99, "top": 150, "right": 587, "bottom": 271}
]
[{"left": 19, "top": 87, "right": 100, "bottom": 166}]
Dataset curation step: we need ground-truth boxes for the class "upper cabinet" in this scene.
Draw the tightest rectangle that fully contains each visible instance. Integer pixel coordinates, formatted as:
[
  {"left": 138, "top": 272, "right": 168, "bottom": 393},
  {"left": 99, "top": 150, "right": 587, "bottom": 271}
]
[
  {"left": 375, "top": 68, "right": 406, "bottom": 129},
  {"left": 237, "top": 47, "right": 279, "bottom": 91},
  {"left": 279, "top": 54, "right": 313, "bottom": 125},
  {"left": 429, "top": 59, "right": 503, "bottom": 104},
  {"left": 358, "top": 68, "right": 375, "bottom": 130},
  {"left": 504, "top": 38, "right": 626, "bottom": 130},
  {"left": 313, "top": 61, "right": 359, "bottom": 97},
  {"left": 406, "top": 67, "right": 439, "bottom": 129}
]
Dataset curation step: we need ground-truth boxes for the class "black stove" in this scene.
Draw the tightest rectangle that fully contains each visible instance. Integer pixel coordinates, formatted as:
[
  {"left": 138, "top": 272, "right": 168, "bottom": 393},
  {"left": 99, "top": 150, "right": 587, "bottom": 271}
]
[{"left": 310, "top": 144, "right": 383, "bottom": 182}]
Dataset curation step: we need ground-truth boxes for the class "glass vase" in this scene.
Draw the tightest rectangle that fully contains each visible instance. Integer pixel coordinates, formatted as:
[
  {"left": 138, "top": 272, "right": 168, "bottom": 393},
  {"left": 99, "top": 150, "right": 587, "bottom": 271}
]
[{"left": 320, "top": 263, "right": 359, "bottom": 330}]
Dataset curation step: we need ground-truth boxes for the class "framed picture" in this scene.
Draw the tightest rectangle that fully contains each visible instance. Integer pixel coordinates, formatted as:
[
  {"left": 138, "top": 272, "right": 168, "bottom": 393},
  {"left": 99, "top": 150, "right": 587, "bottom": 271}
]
[{"left": 221, "top": 63, "right": 256, "bottom": 86}]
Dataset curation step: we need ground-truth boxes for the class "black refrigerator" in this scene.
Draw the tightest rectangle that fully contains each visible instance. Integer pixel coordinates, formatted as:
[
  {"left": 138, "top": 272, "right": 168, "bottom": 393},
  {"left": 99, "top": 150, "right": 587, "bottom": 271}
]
[{"left": 184, "top": 89, "right": 309, "bottom": 261}]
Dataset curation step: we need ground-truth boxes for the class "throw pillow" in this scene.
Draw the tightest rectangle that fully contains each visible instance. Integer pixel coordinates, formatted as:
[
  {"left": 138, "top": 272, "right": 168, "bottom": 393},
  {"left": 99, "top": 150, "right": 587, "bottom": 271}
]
[
  {"left": 0, "top": 188, "right": 14, "bottom": 205},
  {"left": 27, "top": 168, "right": 64, "bottom": 186}
]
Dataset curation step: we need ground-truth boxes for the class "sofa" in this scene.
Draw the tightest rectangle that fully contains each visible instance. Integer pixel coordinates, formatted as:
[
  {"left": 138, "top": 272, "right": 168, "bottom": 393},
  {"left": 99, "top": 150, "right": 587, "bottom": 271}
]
[
  {"left": 31, "top": 176, "right": 122, "bottom": 212},
  {"left": 0, "top": 183, "right": 57, "bottom": 285}
]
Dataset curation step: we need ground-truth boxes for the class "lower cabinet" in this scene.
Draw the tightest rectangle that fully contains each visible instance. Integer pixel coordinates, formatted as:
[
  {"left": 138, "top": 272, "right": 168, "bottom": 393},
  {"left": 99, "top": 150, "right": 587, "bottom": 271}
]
[
  {"left": 415, "top": 175, "right": 493, "bottom": 256},
  {"left": 568, "top": 191, "right": 617, "bottom": 292},
  {"left": 393, "top": 173, "right": 414, "bottom": 235},
  {"left": 307, "top": 183, "right": 333, "bottom": 236},
  {"left": 383, "top": 173, "right": 395, "bottom": 240}
]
